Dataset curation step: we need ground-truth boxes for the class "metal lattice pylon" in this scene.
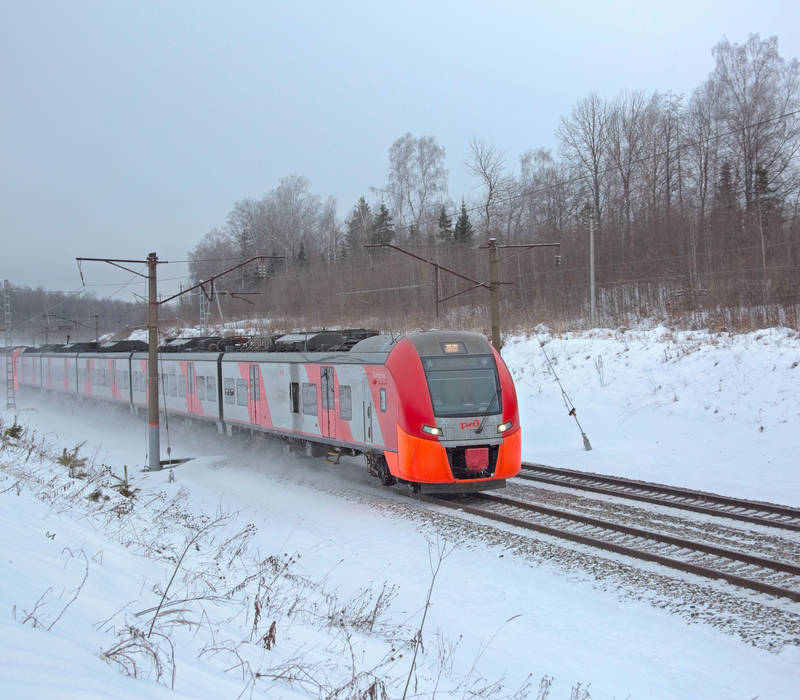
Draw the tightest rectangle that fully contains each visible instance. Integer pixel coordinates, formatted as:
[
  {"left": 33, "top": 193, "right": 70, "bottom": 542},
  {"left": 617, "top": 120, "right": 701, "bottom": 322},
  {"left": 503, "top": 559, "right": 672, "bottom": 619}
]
[
  {"left": 3, "top": 280, "right": 16, "bottom": 411},
  {"left": 199, "top": 287, "right": 210, "bottom": 330}
]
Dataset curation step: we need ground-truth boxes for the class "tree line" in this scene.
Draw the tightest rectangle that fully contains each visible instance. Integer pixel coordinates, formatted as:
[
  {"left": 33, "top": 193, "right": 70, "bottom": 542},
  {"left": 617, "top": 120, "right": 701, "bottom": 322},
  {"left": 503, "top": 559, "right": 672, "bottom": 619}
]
[
  {"left": 188, "top": 34, "right": 800, "bottom": 333},
  {"left": 3, "top": 286, "right": 142, "bottom": 345}
]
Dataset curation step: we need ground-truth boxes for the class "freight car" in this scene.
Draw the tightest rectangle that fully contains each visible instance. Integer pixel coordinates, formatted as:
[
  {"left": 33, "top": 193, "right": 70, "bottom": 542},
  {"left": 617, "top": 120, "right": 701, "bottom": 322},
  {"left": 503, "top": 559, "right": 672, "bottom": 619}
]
[{"left": 11, "top": 329, "right": 520, "bottom": 492}]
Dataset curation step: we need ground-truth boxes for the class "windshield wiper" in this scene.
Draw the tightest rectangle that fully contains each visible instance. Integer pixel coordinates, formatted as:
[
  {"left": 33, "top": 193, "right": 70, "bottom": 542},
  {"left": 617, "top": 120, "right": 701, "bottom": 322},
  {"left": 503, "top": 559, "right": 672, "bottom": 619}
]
[{"left": 473, "top": 386, "right": 500, "bottom": 434}]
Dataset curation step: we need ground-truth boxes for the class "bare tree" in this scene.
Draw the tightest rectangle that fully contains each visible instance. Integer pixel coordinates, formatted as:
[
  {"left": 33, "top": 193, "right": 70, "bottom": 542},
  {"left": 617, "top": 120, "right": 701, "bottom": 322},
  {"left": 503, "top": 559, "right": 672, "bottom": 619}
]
[
  {"left": 466, "top": 138, "right": 506, "bottom": 238},
  {"left": 607, "top": 90, "right": 649, "bottom": 247},
  {"left": 260, "top": 175, "right": 323, "bottom": 263},
  {"left": 685, "top": 80, "right": 724, "bottom": 288},
  {"left": 226, "top": 198, "right": 267, "bottom": 288},
  {"left": 710, "top": 34, "right": 800, "bottom": 207},
  {"left": 384, "top": 133, "right": 448, "bottom": 238},
  {"left": 557, "top": 93, "right": 610, "bottom": 225},
  {"left": 188, "top": 228, "right": 237, "bottom": 283}
]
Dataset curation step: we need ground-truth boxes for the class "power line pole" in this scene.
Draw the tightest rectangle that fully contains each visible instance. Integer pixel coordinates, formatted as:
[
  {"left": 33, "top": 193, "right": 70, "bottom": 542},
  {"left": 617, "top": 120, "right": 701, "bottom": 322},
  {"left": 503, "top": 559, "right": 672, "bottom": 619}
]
[
  {"left": 199, "top": 286, "right": 210, "bottom": 330},
  {"left": 146, "top": 252, "right": 159, "bottom": 471},
  {"left": 589, "top": 211, "right": 597, "bottom": 326},
  {"left": 3, "top": 280, "right": 16, "bottom": 411},
  {"left": 483, "top": 240, "right": 562, "bottom": 350},
  {"left": 366, "top": 240, "right": 559, "bottom": 351},
  {"left": 366, "top": 242, "right": 491, "bottom": 325},
  {"left": 77, "top": 252, "right": 282, "bottom": 471},
  {"left": 488, "top": 238, "right": 501, "bottom": 350}
]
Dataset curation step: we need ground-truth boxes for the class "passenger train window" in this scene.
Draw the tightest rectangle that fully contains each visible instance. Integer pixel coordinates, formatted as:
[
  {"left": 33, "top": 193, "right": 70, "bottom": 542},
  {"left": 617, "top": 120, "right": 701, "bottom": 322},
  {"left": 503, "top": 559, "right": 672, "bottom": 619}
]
[
  {"left": 224, "top": 378, "right": 235, "bottom": 404},
  {"left": 302, "top": 383, "right": 317, "bottom": 416},
  {"left": 339, "top": 385, "right": 352, "bottom": 420},
  {"left": 236, "top": 379, "right": 248, "bottom": 406},
  {"left": 178, "top": 375, "right": 186, "bottom": 398},
  {"left": 169, "top": 374, "right": 178, "bottom": 397},
  {"left": 207, "top": 377, "right": 217, "bottom": 402},
  {"left": 380, "top": 388, "right": 386, "bottom": 412},
  {"left": 290, "top": 382, "right": 300, "bottom": 414},
  {"left": 196, "top": 376, "right": 206, "bottom": 400}
]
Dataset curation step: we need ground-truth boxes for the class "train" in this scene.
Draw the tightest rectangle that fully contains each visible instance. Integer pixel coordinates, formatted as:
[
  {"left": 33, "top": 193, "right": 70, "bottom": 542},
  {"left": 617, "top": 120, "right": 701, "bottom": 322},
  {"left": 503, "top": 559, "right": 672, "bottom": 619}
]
[{"left": 5, "top": 328, "right": 521, "bottom": 492}]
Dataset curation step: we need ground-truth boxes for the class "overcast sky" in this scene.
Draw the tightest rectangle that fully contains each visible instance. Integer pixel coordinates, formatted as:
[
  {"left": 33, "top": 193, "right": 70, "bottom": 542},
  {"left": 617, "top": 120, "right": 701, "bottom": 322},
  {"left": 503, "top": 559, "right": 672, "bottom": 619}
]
[{"left": 1, "top": 0, "right": 798, "bottom": 299}]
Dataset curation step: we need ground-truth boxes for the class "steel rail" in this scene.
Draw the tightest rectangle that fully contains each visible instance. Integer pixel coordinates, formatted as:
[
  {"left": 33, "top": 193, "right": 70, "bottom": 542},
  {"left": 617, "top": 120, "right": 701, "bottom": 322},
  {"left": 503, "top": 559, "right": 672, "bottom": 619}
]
[
  {"left": 518, "top": 462, "right": 800, "bottom": 532},
  {"left": 416, "top": 492, "right": 800, "bottom": 602}
]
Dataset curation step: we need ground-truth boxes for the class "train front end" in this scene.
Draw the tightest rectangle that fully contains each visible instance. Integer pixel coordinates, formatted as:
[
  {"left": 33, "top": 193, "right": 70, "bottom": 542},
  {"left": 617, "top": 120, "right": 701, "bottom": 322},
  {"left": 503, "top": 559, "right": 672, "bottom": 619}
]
[{"left": 386, "top": 330, "right": 520, "bottom": 492}]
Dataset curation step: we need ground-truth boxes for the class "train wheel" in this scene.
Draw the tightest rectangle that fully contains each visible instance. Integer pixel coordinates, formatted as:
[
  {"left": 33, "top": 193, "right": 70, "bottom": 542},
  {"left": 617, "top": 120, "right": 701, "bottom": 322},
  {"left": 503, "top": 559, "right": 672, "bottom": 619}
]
[{"left": 367, "top": 454, "right": 396, "bottom": 486}]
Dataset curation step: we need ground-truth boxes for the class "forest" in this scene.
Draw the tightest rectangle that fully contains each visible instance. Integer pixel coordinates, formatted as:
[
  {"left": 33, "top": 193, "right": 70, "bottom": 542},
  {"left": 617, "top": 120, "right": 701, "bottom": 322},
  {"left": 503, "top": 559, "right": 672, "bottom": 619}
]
[
  {"left": 186, "top": 34, "right": 799, "bottom": 334},
  {"left": 6, "top": 34, "right": 798, "bottom": 343}
]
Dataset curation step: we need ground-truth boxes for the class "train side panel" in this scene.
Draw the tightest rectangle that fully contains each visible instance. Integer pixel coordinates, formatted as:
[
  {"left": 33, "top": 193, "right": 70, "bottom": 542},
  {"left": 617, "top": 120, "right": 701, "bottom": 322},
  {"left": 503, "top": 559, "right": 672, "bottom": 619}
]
[
  {"left": 76, "top": 353, "right": 131, "bottom": 405},
  {"left": 131, "top": 353, "right": 222, "bottom": 424},
  {"left": 219, "top": 353, "right": 392, "bottom": 451},
  {"left": 18, "top": 353, "right": 43, "bottom": 389}
]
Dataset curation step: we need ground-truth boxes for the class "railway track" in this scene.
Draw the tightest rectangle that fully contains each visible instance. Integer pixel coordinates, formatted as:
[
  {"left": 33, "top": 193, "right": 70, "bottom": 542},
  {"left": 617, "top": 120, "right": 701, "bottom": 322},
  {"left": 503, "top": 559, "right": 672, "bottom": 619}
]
[
  {"left": 518, "top": 462, "right": 800, "bottom": 532},
  {"left": 417, "top": 492, "right": 800, "bottom": 602}
]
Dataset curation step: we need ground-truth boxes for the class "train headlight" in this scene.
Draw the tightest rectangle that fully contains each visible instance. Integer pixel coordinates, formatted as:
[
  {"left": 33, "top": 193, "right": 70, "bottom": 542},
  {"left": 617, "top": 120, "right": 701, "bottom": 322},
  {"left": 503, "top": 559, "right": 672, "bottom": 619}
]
[
  {"left": 421, "top": 424, "right": 442, "bottom": 437},
  {"left": 497, "top": 420, "right": 513, "bottom": 434}
]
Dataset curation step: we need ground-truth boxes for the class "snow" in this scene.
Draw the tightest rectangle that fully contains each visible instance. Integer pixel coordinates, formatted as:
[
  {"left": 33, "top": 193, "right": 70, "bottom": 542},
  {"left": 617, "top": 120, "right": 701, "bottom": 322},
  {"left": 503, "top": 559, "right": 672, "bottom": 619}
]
[
  {"left": 504, "top": 326, "right": 800, "bottom": 505},
  {"left": 1, "top": 326, "right": 799, "bottom": 698}
]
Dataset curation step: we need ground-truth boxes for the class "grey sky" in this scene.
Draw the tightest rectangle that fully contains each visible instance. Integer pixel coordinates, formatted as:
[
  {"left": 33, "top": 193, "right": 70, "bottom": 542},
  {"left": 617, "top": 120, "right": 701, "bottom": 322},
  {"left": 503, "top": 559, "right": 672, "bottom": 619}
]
[{"left": 1, "top": 0, "right": 797, "bottom": 299}]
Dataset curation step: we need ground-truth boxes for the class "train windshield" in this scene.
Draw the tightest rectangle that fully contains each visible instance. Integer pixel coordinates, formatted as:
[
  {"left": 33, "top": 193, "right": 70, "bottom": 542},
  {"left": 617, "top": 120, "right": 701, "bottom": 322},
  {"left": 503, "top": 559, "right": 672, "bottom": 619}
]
[{"left": 421, "top": 355, "right": 501, "bottom": 417}]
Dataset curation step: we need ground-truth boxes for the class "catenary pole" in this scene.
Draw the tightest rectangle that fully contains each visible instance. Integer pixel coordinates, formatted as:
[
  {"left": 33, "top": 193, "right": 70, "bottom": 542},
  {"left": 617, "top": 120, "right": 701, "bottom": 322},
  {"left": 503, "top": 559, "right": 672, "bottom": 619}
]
[
  {"left": 488, "top": 238, "right": 502, "bottom": 350},
  {"left": 146, "top": 252, "right": 160, "bottom": 470},
  {"left": 77, "top": 252, "right": 282, "bottom": 471},
  {"left": 589, "top": 212, "right": 597, "bottom": 326},
  {"left": 366, "top": 240, "right": 559, "bottom": 351}
]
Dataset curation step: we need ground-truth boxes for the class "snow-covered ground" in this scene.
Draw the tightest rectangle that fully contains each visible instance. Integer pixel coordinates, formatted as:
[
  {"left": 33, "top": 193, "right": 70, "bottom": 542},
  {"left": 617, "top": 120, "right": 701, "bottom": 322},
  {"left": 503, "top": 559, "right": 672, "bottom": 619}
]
[
  {"left": 1, "top": 327, "right": 799, "bottom": 699},
  {"left": 505, "top": 326, "right": 800, "bottom": 506}
]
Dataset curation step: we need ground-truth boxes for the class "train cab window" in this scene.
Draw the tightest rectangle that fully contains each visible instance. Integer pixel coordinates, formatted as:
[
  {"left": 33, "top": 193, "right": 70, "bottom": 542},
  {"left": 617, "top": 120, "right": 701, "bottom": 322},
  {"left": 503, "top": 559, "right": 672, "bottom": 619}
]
[
  {"left": 207, "top": 376, "right": 217, "bottom": 402},
  {"left": 422, "top": 355, "right": 500, "bottom": 418},
  {"left": 379, "top": 388, "right": 387, "bottom": 412},
  {"left": 290, "top": 382, "right": 300, "bottom": 414},
  {"left": 236, "top": 379, "right": 248, "bottom": 406},
  {"left": 302, "top": 382, "right": 317, "bottom": 416},
  {"left": 339, "top": 385, "right": 352, "bottom": 420},
  {"left": 196, "top": 375, "right": 206, "bottom": 399},
  {"left": 224, "top": 378, "right": 235, "bottom": 404}
]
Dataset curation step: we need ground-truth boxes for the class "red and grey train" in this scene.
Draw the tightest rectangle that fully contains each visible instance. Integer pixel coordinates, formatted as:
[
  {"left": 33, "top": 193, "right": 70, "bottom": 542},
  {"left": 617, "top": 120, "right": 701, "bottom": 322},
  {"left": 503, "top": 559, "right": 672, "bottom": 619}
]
[{"left": 8, "top": 329, "right": 521, "bottom": 492}]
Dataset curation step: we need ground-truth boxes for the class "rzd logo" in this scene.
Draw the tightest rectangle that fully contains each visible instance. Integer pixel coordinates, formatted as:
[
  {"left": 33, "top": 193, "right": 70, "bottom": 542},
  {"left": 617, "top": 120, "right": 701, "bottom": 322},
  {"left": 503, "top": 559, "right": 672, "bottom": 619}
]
[{"left": 460, "top": 419, "right": 480, "bottom": 430}]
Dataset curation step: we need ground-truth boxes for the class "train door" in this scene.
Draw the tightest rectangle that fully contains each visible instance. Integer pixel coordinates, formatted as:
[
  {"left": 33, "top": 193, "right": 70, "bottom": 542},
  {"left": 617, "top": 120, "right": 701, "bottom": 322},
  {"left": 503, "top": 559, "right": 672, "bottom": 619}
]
[
  {"left": 249, "top": 364, "right": 261, "bottom": 425},
  {"left": 362, "top": 376, "right": 373, "bottom": 444},
  {"left": 320, "top": 366, "right": 336, "bottom": 439},
  {"left": 187, "top": 363, "right": 196, "bottom": 413}
]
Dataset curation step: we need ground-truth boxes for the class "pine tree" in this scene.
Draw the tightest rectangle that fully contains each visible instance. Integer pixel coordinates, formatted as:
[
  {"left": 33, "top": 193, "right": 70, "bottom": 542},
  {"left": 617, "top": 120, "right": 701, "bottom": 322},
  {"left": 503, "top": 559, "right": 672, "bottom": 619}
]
[
  {"left": 295, "top": 241, "right": 308, "bottom": 266},
  {"left": 754, "top": 164, "right": 782, "bottom": 233},
  {"left": 453, "top": 199, "right": 473, "bottom": 246},
  {"left": 267, "top": 247, "right": 281, "bottom": 274},
  {"left": 716, "top": 162, "right": 737, "bottom": 212},
  {"left": 345, "top": 197, "right": 373, "bottom": 253},
  {"left": 371, "top": 203, "right": 395, "bottom": 245},
  {"left": 437, "top": 206, "right": 453, "bottom": 244}
]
